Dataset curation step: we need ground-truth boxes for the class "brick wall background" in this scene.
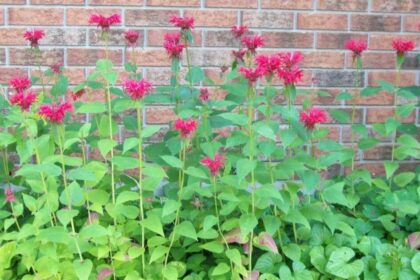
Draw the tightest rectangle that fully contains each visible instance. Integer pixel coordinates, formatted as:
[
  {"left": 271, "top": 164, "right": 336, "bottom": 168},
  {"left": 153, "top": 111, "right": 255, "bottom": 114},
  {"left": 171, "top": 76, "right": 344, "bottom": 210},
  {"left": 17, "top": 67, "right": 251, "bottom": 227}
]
[{"left": 0, "top": 0, "right": 419, "bottom": 173}]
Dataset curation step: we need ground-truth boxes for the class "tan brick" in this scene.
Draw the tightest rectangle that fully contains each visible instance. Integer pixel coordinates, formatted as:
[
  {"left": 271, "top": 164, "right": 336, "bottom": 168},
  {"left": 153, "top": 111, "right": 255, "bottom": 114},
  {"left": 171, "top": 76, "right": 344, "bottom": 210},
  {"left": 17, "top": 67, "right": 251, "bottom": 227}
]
[
  {"left": 346, "top": 52, "right": 395, "bottom": 69},
  {"left": 0, "top": 28, "right": 26, "bottom": 45},
  {"left": 368, "top": 71, "right": 417, "bottom": 87},
  {"left": 188, "top": 49, "right": 232, "bottom": 66},
  {"left": 0, "top": 68, "right": 27, "bottom": 84},
  {"left": 67, "top": 8, "right": 121, "bottom": 26},
  {"left": 318, "top": 0, "right": 368, "bottom": 11},
  {"left": 89, "top": 0, "right": 143, "bottom": 5},
  {"left": 127, "top": 49, "right": 171, "bottom": 67},
  {"left": 31, "top": 67, "right": 85, "bottom": 85},
  {"left": 9, "top": 48, "right": 64, "bottom": 66},
  {"left": 31, "top": 0, "right": 84, "bottom": 4},
  {"left": 204, "top": 31, "right": 238, "bottom": 48},
  {"left": 145, "top": 67, "right": 187, "bottom": 85},
  {"left": 372, "top": 0, "right": 420, "bottom": 13},
  {"left": 147, "top": 29, "right": 201, "bottom": 47},
  {"left": 0, "top": 48, "right": 5, "bottom": 65},
  {"left": 262, "top": 32, "right": 314, "bottom": 48},
  {"left": 404, "top": 15, "right": 420, "bottom": 32},
  {"left": 67, "top": 48, "right": 122, "bottom": 66},
  {"left": 0, "top": 9, "right": 3, "bottom": 25},
  {"left": 206, "top": 0, "right": 257, "bottom": 8},
  {"left": 126, "top": 9, "right": 179, "bottom": 27},
  {"left": 184, "top": 10, "right": 237, "bottom": 27},
  {"left": 298, "top": 13, "right": 347, "bottom": 30},
  {"left": 295, "top": 88, "right": 341, "bottom": 105},
  {"left": 147, "top": 0, "right": 199, "bottom": 6},
  {"left": 351, "top": 15, "right": 401, "bottom": 32},
  {"left": 242, "top": 11, "right": 294, "bottom": 29},
  {"left": 89, "top": 29, "right": 144, "bottom": 46},
  {"left": 367, "top": 107, "right": 415, "bottom": 123},
  {"left": 351, "top": 90, "right": 394, "bottom": 106},
  {"left": 317, "top": 33, "right": 367, "bottom": 49},
  {"left": 369, "top": 34, "right": 420, "bottom": 50},
  {"left": 261, "top": 0, "right": 313, "bottom": 9},
  {"left": 0, "top": 0, "right": 25, "bottom": 3},
  {"left": 9, "top": 8, "right": 64, "bottom": 25},
  {"left": 145, "top": 106, "right": 177, "bottom": 124},
  {"left": 302, "top": 51, "right": 345, "bottom": 69}
]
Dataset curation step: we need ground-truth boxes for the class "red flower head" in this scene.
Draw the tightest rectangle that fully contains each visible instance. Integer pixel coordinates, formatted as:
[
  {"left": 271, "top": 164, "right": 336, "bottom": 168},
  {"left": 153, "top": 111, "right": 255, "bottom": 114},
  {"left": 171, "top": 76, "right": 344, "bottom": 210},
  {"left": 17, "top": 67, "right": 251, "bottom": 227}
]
[
  {"left": 24, "top": 29, "right": 45, "bottom": 48},
  {"left": 169, "top": 15, "right": 194, "bottom": 30},
  {"left": 50, "top": 63, "right": 63, "bottom": 75},
  {"left": 69, "top": 88, "right": 86, "bottom": 101},
  {"left": 163, "top": 32, "right": 185, "bottom": 59},
  {"left": 239, "top": 66, "right": 264, "bottom": 85},
  {"left": 231, "top": 25, "right": 248, "bottom": 39},
  {"left": 241, "top": 35, "right": 264, "bottom": 54},
  {"left": 279, "top": 51, "right": 303, "bottom": 69},
  {"left": 300, "top": 108, "right": 328, "bottom": 130},
  {"left": 277, "top": 51, "right": 304, "bottom": 86},
  {"left": 10, "top": 91, "right": 37, "bottom": 111},
  {"left": 9, "top": 76, "right": 31, "bottom": 92},
  {"left": 97, "top": 268, "right": 113, "bottom": 280},
  {"left": 199, "top": 88, "right": 209, "bottom": 102},
  {"left": 5, "top": 188, "right": 16, "bottom": 203},
  {"left": 344, "top": 39, "right": 367, "bottom": 58},
  {"left": 88, "top": 13, "right": 121, "bottom": 31},
  {"left": 392, "top": 38, "right": 415, "bottom": 56},
  {"left": 200, "top": 153, "right": 225, "bottom": 176},
  {"left": 123, "top": 30, "right": 140, "bottom": 46},
  {"left": 39, "top": 101, "right": 73, "bottom": 124},
  {"left": 255, "top": 54, "right": 281, "bottom": 77},
  {"left": 232, "top": 49, "right": 247, "bottom": 63},
  {"left": 174, "top": 118, "right": 198, "bottom": 138},
  {"left": 123, "top": 79, "right": 153, "bottom": 100}
]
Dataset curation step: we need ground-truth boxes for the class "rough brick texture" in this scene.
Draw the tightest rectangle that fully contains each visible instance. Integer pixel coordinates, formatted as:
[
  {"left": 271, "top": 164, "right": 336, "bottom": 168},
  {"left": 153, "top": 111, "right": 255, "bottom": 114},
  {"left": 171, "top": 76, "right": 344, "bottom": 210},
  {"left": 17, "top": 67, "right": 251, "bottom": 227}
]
[{"left": 0, "top": 0, "right": 419, "bottom": 167}]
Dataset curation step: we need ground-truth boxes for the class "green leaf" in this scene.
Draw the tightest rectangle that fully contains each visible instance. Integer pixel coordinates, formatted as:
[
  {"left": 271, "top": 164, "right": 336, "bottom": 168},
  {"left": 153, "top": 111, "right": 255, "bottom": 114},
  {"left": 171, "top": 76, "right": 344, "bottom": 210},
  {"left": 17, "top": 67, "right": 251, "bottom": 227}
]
[
  {"left": 51, "top": 75, "right": 68, "bottom": 97},
  {"left": 200, "top": 241, "right": 224, "bottom": 254},
  {"left": 98, "top": 139, "right": 118, "bottom": 159},
  {"left": 254, "top": 252, "right": 282, "bottom": 274},
  {"left": 111, "top": 156, "right": 139, "bottom": 170},
  {"left": 335, "top": 91, "right": 353, "bottom": 101},
  {"left": 186, "top": 66, "right": 205, "bottom": 83},
  {"left": 77, "top": 102, "right": 106, "bottom": 114},
  {"left": 378, "top": 80, "right": 396, "bottom": 93},
  {"left": 384, "top": 161, "right": 399, "bottom": 180},
  {"left": 73, "top": 259, "right": 92, "bottom": 280},
  {"left": 358, "top": 137, "right": 379, "bottom": 150},
  {"left": 325, "top": 247, "right": 363, "bottom": 278},
  {"left": 398, "top": 134, "right": 420, "bottom": 149},
  {"left": 68, "top": 167, "right": 96, "bottom": 181},
  {"left": 22, "top": 193, "right": 37, "bottom": 212},
  {"left": 0, "top": 242, "right": 16, "bottom": 268},
  {"left": 142, "top": 126, "right": 161, "bottom": 138},
  {"left": 361, "top": 87, "right": 381, "bottom": 97},
  {"left": 56, "top": 209, "right": 79, "bottom": 227},
  {"left": 161, "top": 155, "right": 183, "bottom": 169},
  {"left": 283, "top": 208, "right": 310, "bottom": 229},
  {"left": 113, "top": 98, "right": 135, "bottom": 113},
  {"left": 212, "top": 263, "right": 230, "bottom": 276},
  {"left": 323, "top": 182, "right": 348, "bottom": 207},
  {"left": 149, "top": 246, "right": 168, "bottom": 264},
  {"left": 411, "top": 252, "right": 420, "bottom": 274},
  {"left": 96, "top": 59, "right": 113, "bottom": 72},
  {"left": 123, "top": 137, "right": 139, "bottom": 154},
  {"left": 116, "top": 191, "right": 139, "bottom": 205},
  {"left": 142, "top": 214, "right": 164, "bottom": 237},
  {"left": 162, "top": 199, "right": 181, "bottom": 217},
  {"left": 236, "top": 158, "right": 257, "bottom": 182},
  {"left": 310, "top": 246, "right": 326, "bottom": 273},
  {"left": 329, "top": 109, "right": 349, "bottom": 123},
  {"left": 239, "top": 214, "right": 258, "bottom": 237},
  {"left": 80, "top": 224, "right": 109, "bottom": 239},
  {"left": 60, "top": 182, "right": 85, "bottom": 207},
  {"left": 254, "top": 124, "right": 277, "bottom": 141},
  {"left": 397, "top": 104, "right": 416, "bottom": 118},
  {"left": 394, "top": 172, "right": 415, "bottom": 187},
  {"left": 176, "top": 221, "right": 197, "bottom": 240},
  {"left": 185, "top": 167, "right": 208, "bottom": 179},
  {"left": 219, "top": 112, "right": 248, "bottom": 126},
  {"left": 282, "top": 243, "right": 301, "bottom": 261},
  {"left": 0, "top": 132, "right": 16, "bottom": 147}
]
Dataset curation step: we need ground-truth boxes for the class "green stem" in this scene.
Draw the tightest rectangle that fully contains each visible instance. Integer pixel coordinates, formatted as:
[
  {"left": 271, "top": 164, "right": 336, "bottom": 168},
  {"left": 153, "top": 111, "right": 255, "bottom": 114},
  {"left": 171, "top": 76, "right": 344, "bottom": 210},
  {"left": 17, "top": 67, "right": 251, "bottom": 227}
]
[
  {"left": 350, "top": 59, "right": 361, "bottom": 174},
  {"left": 35, "top": 149, "right": 56, "bottom": 226},
  {"left": 10, "top": 201, "right": 21, "bottom": 231},
  {"left": 34, "top": 48, "right": 46, "bottom": 96},
  {"left": 184, "top": 38, "right": 193, "bottom": 92},
  {"left": 136, "top": 102, "right": 146, "bottom": 276},
  {"left": 391, "top": 69, "right": 401, "bottom": 163},
  {"left": 105, "top": 78, "right": 116, "bottom": 225}
]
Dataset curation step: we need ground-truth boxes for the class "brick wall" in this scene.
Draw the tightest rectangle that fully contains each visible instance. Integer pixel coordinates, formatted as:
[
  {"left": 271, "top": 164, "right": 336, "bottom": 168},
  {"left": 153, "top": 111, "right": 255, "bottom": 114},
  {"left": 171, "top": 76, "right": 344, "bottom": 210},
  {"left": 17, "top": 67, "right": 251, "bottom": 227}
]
[{"left": 0, "top": 0, "right": 419, "bottom": 173}]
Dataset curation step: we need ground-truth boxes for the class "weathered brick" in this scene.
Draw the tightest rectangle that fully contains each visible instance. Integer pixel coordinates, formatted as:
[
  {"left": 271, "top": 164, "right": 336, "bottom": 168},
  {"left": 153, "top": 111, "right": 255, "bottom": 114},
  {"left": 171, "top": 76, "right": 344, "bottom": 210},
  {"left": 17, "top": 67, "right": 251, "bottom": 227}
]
[
  {"left": 351, "top": 90, "right": 394, "bottom": 105},
  {"left": 43, "top": 28, "right": 86, "bottom": 46},
  {"left": 369, "top": 34, "right": 420, "bottom": 50},
  {"left": 367, "top": 107, "right": 416, "bottom": 123},
  {"left": 145, "top": 106, "right": 177, "bottom": 124},
  {"left": 403, "top": 15, "right": 420, "bottom": 32},
  {"left": 145, "top": 67, "right": 187, "bottom": 85},
  {"left": 0, "top": 48, "right": 5, "bottom": 65},
  {"left": 8, "top": 8, "right": 64, "bottom": 25},
  {"left": 313, "top": 70, "right": 365, "bottom": 87},
  {"left": 9, "top": 48, "right": 64, "bottom": 66},
  {"left": 298, "top": 13, "right": 347, "bottom": 30},
  {"left": 89, "top": 29, "right": 144, "bottom": 46},
  {"left": 363, "top": 145, "right": 392, "bottom": 160},
  {"left": 302, "top": 51, "right": 345, "bottom": 69},
  {"left": 188, "top": 49, "right": 232, "bottom": 66},
  {"left": 317, "top": 33, "right": 367, "bottom": 49},
  {"left": 318, "top": 0, "right": 368, "bottom": 11},
  {"left": 184, "top": 10, "right": 237, "bottom": 27},
  {"left": 0, "top": 0, "right": 25, "bottom": 3},
  {"left": 0, "top": 28, "right": 26, "bottom": 45},
  {"left": 126, "top": 9, "right": 179, "bottom": 27},
  {"left": 206, "top": 0, "right": 257, "bottom": 8},
  {"left": 295, "top": 88, "right": 341, "bottom": 105},
  {"left": 402, "top": 54, "right": 420, "bottom": 70},
  {"left": 147, "top": 29, "right": 202, "bottom": 47},
  {"left": 346, "top": 52, "right": 395, "bottom": 69},
  {"left": 127, "top": 50, "right": 171, "bottom": 67},
  {"left": 368, "top": 71, "right": 416, "bottom": 87},
  {"left": 31, "top": 0, "right": 84, "bottom": 4},
  {"left": 89, "top": 0, "right": 143, "bottom": 5},
  {"left": 261, "top": 0, "right": 313, "bottom": 9},
  {"left": 372, "top": 0, "right": 420, "bottom": 13},
  {"left": 67, "top": 48, "right": 122, "bottom": 66},
  {"left": 67, "top": 8, "right": 121, "bottom": 26},
  {"left": 242, "top": 11, "right": 294, "bottom": 29},
  {"left": 31, "top": 67, "right": 86, "bottom": 85},
  {"left": 329, "top": 108, "right": 364, "bottom": 123},
  {"left": 147, "top": 0, "right": 199, "bottom": 6},
  {"left": 0, "top": 68, "right": 27, "bottom": 84},
  {"left": 351, "top": 15, "right": 401, "bottom": 32},
  {"left": 204, "top": 31, "right": 238, "bottom": 48},
  {"left": 262, "top": 32, "right": 314, "bottom": 48}
]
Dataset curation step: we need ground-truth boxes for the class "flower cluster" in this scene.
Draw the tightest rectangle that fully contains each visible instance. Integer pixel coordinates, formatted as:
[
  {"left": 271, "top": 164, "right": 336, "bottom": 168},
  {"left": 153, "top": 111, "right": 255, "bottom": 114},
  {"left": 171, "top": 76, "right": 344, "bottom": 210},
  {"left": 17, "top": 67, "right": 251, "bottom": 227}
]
[
  {"left": 123, "top": 30, "right": 140, "bottom": 46},
  {"left": 231, "top": 25, "right": 248, "bottom": 39},
  {"left": 277, "top": 52, "right": 304, "bottom": 86},
  {"left": 200, "top": 153, "right": 225, "bottom": 176},
  {"left": 345, "top": 39, "right": 368, "bottom": 59},
  {"left": 392, "top": 38, "right": 415, "bottom": 56},
  {"left": 39, "top": 101, "right": 73, "bottom": 124},
  {"left": 24, "top": 29, "right": 45, "bottom": 48},
  {"left": 169, "top": 16, "right": 194, "bottom": 30},
  {"left": 232, "top": 49, "right": 247, "bottom": 63},
  {"left": 5, "top": 188, "right": 16, "bottom": 203},
  {"left": 50, "top": 63, "right": 63, "bottom": 75},
  {"left": 9, "top": 77, "right": 37, "bottom": 112},
  {"left": 199, "top": 88, "right": 209, "bottom": 102},
  {"left": 300, "top": 108, "right": 328, "bottom": 130},
  {"left": 239, "top": 67, "right": 264, "bottom": 85},
  {"left": 123, "top": 79, "right": 153, "bottom": 100},
  {"left": 69, "top": 88, "right": 86, "bottom": 101},
  {"left": 163, "top": 32, "right": 185, "bottom": 59},
  {"left": 241, "top": 35, "right": 264, "bottom": 54},
  {"left": 255, "top": 54, "right": 281, "bottom": 78},
  {"left": 9, "top": 77, "right": 31, "bottom": 92},
  {"left": 89, "top": 13, "right": 121, "bottom": 32},
  {"left": 174, "top": 118, "right": 198, "bottom": 138}
]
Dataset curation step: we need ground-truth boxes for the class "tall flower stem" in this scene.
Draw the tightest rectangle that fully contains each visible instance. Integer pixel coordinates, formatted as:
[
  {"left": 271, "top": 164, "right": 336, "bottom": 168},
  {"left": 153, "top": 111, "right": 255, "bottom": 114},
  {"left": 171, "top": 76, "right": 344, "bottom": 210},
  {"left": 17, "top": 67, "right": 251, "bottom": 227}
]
[
  {"left": 350, "top": 58, "right": 362, "bottom": 173},
  {"left": 56, "top": 125, "right": 83, "bottom": 262},
  {"left": 183, "top": 38, "right": 193, "bottom": 92},
  {"left": 136, "top": 102, "right": 146, "bottom": 276},
  {"left": 391, "top": 68, "right": 401, "bottom": 162},
  {"left": 9, "top": 201, "right": 21, "bottom": 231},
  {"left": 34, "top": 48, "right": 46, "bottom": 95}
]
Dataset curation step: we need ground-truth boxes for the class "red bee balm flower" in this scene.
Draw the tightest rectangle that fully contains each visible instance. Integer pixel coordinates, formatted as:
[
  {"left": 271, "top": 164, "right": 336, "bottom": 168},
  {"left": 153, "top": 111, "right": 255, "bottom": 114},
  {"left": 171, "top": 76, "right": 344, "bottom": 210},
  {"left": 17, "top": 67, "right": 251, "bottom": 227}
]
[
  {"left": 279, "top": 51, "right": 303, "bottom": 68},
  {"left": 200, "top": 153, "right": 225, "bottom": 176},
  {"left": 123, "top": 30, "right": 140, "bottom": 46},
  {"left": 24, "top": 29, "right": 45, "bottom": 48},
  {"left": 277, "top": 51, "right": 304, "bottom": 86},
  {"left": 199, "top": 88, "right": 209, "bottom": 102},
  {"left": 239, "top": 66, "right": 263, "bottom": 84},
  {"left": 5, "top": 188, "right": 16, "bottom": 202},
  {"left": 123, "top": 79, "right": 153, "bottom": 100},
  {"left": 174, "top": 118, "right": 198, "bottom": 138},
  {"left": 300, "top": 108, "right": 328, "bottom": 130},
  {"left": 10, "top": 91, "right": 37, "bottom": 111},
  {"left": 9, "top": 77, "right": 31, "bottom": 92},
  {"left": 241, "top": 35, "right": 264, "bottom": 54},
  {"left": 88, "top": 13, "right": 121, "bottom": 31},
  {"left": 163, "top": 32, "right": 185, "bottom": 59},
  {"left": 69, "top": 88, "right": 86, "bottom": 101},
  {"left": 392, "top": 38, "right": 415, "bottom": 55},
  {"left": 232, "top": 49, "right": 247, "bottom": 63},
  {"left": 39, "top": 101, "right": 73, "bottom": 124},
  {"left": 231, "top": 25, "right": 248, "bottom": 39},
  {"left": 345, "top": 39, "right": 367, "bottom": 57},
  {"left": 50, "top": 63, "right": 63, "bottom": 75},
  {"left": 169, "top": 15, "right": 194, "bottom": 30},
  {"left": 255, "top": 54, "right": 281, "bottom": 77}
]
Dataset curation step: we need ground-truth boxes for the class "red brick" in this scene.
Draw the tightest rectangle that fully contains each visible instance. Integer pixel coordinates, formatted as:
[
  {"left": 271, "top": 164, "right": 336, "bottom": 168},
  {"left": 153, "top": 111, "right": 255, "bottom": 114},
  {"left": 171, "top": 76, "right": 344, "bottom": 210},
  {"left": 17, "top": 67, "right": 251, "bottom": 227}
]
[
  {"left": 368, "top": 71, "right": 417, "bottom": 87},
  {"left": 145, "top": 106, "right": 177, "bottom": 124},
  {"left": 363, "top": 145, "right": 392, "bottom": 160},
  {"left": 294, "top": 88, "right": 341, "bottom": 105},
  {"left": 262, "top": 0, "right": 313, "bottom": 9},
  {"left": 351, "top": 15, "right": 401, "bottom": 32},
  {"left": 318, "top": 0, "right": 368, "bottom": 11},
  {"left": 404, "top": 15, "right": 420, "bottom": 32},
  {"left": 0, "top": 28, "right": 25, "bottom": 45},
  {"left": 8, "top": 8, "right": 64, "bottom": 25},
  {"left": 67, "top": 8, "right": 121, "bottom": 26},
  {"left": 346, "top": 52, "right": 395, "bottom": 69},
  {"left": 31, "top": 0, "right": 84, "bottom": 4},
  {"left": 370, "top": 34, "right": 420, "bottom": 50},
  {"left": 0, "top": 0, "right": 25, "bottom": 3},
  {"left": 126, "top": 9, "right": 179, "bottom": 27},
  {"left": 0, "top": 48, "right": 5, "bottom": 65},
  {"left": 352, "top": 163, "right": 385, "bottom": 176},
  {"left": 145, "top": 67, "right": 187, "bottom": 85},
  {"left": 89, "top": 0, "right": 143, "bottom": 5},
  {"left": 0, "top": 9, "right": 3, "bottom": 25},
  {"left": 372, "top": 0, "right": 420, "bottom": 13},
  {"left": 367, "top": 107, "right": 415, "bottom": 123},
  {"left": 127, "top": 50, "right": 171, "bottom": 67},
  {"left": 262, "top": 32, "right": 314, "bottom": 48},
  {"left": 185, "top": 10, "right": 237, "bottom": 27},
  {"left": 298, "top": 13, "right": 348, "bottom": 30},
  {"left": 351, "top": 90, "right": 394, "bottom": 106},
  {"left": 0, "top": 68, "right": 27, "bottom": 84},
  {"left": 242, "top": 11, "right": 294, "bottom": 29},
  {"left": 9, "top": 48, "right": 64, "bottom": 66},
  {"left": 317, "top": 33, "right": 367, "bottom": 49},
  {"left": 67, "top": 48, "right": 122, "bottom": 66},
  {"left": 302, "top": 52, "right": 345, "bottom": 69},
  {"left": 206, "top": 0, "right": 257, "bottom": 8},
  {"left": 147, "top": 0, "right": 199, "bottom": 6},
  {"left": 148, "top": 29, "right": 201, "bottom": 47},
  {"left": 31, "top": 67, "right": 85, "bottom": 85}
]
